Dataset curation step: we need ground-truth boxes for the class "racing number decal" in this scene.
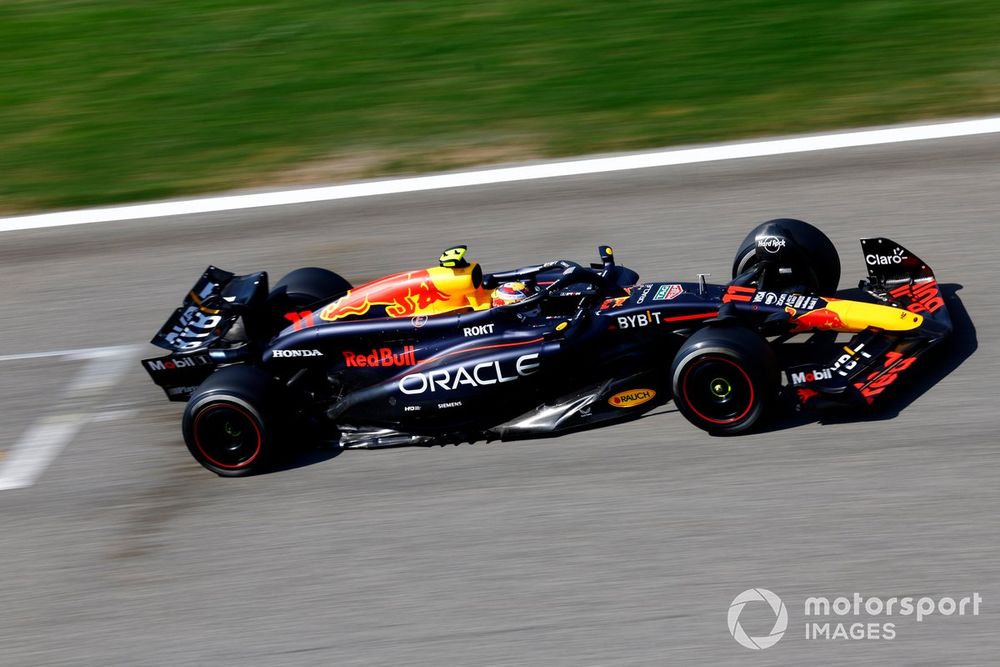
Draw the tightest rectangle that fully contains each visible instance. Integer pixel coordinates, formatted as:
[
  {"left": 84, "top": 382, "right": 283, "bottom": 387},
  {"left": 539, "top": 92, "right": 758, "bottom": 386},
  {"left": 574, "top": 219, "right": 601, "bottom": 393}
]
[
  {"left": 285, "top": 310, "right": 315, "bottom": 331},
  {"left": 722, "top": 285, "right": 756, "bottom": 303},
  {"left": 853, "top": 350, "right": 917, "bottom": 403}
]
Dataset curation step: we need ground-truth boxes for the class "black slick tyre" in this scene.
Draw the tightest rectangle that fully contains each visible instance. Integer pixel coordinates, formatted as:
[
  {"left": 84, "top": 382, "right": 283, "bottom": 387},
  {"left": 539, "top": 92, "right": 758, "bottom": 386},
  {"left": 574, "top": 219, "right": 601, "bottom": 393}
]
[
  {"left": 182, "top": 366, "right": 285, "bottom": 477},
  {"left": 267, "top": 267, "right": 351, "bottom": 331},
  {"left": 670, "top": 326, "right": 777, "bottom": 435},
  {"left": 731, "top": 218, "right": 840, "bottom": 294}
]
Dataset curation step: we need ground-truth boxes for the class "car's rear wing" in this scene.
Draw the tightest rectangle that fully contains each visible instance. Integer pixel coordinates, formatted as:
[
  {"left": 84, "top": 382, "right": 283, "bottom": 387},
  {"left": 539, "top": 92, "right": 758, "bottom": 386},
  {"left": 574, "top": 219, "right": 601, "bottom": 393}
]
[
  {"left": 143, "top": 266, "right": 267, "bottom": 401},
  {"left": 149, "top": 266, "right": 267, "bottom": 353}
]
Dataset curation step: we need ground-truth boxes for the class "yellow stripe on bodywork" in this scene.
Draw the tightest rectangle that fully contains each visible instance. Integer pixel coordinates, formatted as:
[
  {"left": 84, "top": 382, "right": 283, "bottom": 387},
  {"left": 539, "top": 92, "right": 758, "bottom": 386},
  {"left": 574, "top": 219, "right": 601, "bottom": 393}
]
[{"left": 824, "top": 298, "right": 923, "bottom": 332}]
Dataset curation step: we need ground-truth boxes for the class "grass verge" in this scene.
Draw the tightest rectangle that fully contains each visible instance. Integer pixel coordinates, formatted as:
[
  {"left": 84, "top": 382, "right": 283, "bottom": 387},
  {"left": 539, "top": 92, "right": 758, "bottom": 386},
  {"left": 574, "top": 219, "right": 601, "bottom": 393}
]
[{"left": 2, "top": 1, "right": 999, "bottom": 213}]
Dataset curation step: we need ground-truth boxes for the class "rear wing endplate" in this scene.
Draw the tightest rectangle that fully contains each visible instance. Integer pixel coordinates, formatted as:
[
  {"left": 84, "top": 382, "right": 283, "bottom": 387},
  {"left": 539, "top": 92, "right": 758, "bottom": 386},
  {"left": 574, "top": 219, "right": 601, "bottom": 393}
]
[{"left": 150, "top": 266, "right": 267, "bottom": 353}]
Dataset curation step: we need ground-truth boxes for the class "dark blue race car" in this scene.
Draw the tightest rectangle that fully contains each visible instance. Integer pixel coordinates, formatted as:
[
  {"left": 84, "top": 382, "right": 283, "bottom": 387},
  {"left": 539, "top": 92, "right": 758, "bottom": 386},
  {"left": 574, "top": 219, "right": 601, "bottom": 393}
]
[{"left": 144, "top": 219, "right": 951, "bottom": 476}]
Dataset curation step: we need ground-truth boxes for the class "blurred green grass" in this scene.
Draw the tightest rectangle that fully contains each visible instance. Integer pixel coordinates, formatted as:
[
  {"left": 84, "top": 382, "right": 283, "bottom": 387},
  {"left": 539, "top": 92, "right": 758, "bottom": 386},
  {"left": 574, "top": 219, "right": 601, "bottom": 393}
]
[{"left": 2, "top": 1, "right": 999, "bottom": 213}]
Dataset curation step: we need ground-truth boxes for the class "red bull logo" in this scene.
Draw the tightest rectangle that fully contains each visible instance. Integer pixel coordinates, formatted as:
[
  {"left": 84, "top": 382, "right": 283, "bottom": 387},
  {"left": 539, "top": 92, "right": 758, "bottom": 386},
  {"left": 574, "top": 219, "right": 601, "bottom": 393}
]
[
  {"left": 890, "top": 279, "right": 944, "bottom": 315},
  {"left": 343, "top": 346, "right": 417, "bottom": 368},
  {"left": 320, "top": 270, "right": 451, "bottom": 322}
]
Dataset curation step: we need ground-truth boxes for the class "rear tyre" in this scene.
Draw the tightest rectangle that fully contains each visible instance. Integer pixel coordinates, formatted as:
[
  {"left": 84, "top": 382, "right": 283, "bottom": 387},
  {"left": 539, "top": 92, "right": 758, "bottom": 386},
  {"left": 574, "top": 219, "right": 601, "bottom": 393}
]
[
  {"left": 731, "top": 218, "right": 840, "bottom": 294},
  {"left": 182, "top": 366, "right": 285, "bottom": 477},
  {"left": 267, "top": 267, "right": 352, "bottom": 331},
  {"left": 670, "top": 326, "right": 777, "bottom": 435}
]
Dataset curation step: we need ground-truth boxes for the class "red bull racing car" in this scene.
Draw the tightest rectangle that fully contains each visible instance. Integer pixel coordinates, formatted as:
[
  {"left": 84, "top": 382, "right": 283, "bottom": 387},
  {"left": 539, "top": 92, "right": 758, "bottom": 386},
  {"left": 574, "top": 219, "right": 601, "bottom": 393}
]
[{"left": 144, "top": 219, "right": 952, "bottom": 476}]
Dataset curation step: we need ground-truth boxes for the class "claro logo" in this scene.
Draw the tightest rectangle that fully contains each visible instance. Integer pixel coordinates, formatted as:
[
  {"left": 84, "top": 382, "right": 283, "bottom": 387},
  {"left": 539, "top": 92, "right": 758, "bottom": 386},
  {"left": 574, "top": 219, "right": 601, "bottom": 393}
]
[
  {"left": 866, "top": 247, "right": 908, "bottom": 265},
  {"left": 399, "top": 353, "right": 539, "bottom": 394}
]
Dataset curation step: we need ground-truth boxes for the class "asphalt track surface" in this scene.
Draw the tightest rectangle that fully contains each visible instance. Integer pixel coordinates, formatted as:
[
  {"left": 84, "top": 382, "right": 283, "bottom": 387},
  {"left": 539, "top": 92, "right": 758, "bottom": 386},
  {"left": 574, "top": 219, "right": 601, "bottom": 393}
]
[{"left": 1, "top": 134, "right": 998, "bottom": 665}]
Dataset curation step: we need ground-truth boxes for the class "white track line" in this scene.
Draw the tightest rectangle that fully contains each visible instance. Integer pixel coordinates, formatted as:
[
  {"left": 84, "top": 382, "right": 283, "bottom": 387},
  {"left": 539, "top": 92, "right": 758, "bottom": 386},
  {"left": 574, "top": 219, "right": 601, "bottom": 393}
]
[
  {"left": 65, "top": 350, "right": 137, "bottom": 395},
  {"left": 2, "top": 116, "right": 999, "bottom": 233},
  {"left": 0, "top": 416, "right": 89, "bottom": 491},
  {"left": 0, "top": 345, "right": 139, "bottom": 363},
  {"left": 0, "top": 345, "right": 138, "bottom": 491}
]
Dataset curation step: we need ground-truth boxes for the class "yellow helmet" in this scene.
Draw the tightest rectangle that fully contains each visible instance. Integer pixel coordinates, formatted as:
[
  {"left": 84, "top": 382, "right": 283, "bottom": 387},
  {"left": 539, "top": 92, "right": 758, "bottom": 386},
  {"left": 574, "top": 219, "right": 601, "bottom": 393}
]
[{"left": 491, "top": 281, "right": 535, "bottom": 307}]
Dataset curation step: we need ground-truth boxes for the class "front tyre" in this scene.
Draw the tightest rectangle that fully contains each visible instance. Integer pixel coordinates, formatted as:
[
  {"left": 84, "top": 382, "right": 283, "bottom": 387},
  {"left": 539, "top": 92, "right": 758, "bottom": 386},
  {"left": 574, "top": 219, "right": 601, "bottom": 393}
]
[
  {"left": 670, "top": 326, "right": 777, "bottom": 435},
  {"left": 731, "top": 218, "right": 840, "bottom": 294},
  {"left": 182, "top": 366, "right": 284, "bottom": 476}
]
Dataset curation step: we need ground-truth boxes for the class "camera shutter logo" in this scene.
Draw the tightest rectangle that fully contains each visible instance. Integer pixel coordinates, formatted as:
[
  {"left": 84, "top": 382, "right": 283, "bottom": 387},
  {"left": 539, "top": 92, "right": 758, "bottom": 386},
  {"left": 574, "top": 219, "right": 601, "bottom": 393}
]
[{"left": 728, "top": 588, "right": 788, "bottom": 650}]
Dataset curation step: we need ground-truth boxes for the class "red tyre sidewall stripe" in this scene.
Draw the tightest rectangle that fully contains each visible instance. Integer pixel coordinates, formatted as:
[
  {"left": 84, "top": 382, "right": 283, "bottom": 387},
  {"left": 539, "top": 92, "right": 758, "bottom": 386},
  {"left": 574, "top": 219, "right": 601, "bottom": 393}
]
[
  {"left": 193, "top": 402, "right": 263, "bottom": 469},
  {"left": 680, "top": 356, "right": 755, "bottom": 425}
]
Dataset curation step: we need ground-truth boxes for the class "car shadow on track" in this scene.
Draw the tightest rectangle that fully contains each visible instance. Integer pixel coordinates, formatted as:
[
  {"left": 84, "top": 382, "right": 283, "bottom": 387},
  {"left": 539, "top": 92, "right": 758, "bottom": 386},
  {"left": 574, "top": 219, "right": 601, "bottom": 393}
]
[
  {"left": 761, "top": 283, "right": 975, "bottom": 433},
  {"left": 274, "top": 406, "right": 687, "bottom": 472},
  {"left": 269, "top": 441, "right": 344, "bottom": 474}
]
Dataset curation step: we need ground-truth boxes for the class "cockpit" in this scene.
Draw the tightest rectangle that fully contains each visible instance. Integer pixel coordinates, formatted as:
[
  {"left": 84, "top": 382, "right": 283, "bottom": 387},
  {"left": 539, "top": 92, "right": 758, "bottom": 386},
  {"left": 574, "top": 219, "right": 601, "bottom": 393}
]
[{"left": 316, "top": 244, "right": 638, "bottom": 324}]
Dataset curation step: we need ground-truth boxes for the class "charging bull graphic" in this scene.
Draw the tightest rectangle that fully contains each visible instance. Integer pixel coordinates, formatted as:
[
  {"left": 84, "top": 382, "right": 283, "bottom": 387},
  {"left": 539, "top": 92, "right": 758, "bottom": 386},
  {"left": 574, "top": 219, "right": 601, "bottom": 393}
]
[
  {"left": 790, "top": 307, "right": 847, "bottom": 331},
  {"left": 320, "top": 269, "right": 452, "bottom": 322}
]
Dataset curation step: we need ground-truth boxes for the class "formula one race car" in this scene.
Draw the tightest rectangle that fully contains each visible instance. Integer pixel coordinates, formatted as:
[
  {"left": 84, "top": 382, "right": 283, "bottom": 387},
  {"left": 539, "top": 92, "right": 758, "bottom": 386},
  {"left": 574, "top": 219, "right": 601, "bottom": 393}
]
[{"left": 144, "top": 219, "right": 952, "bottom": 476}]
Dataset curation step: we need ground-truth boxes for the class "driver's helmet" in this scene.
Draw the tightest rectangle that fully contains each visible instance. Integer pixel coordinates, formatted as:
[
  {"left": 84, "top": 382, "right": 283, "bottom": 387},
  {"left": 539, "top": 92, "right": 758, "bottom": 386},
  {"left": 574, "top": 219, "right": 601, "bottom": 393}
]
[{"left": 491, "top": 281, "right": 536, "bottom": 308}]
